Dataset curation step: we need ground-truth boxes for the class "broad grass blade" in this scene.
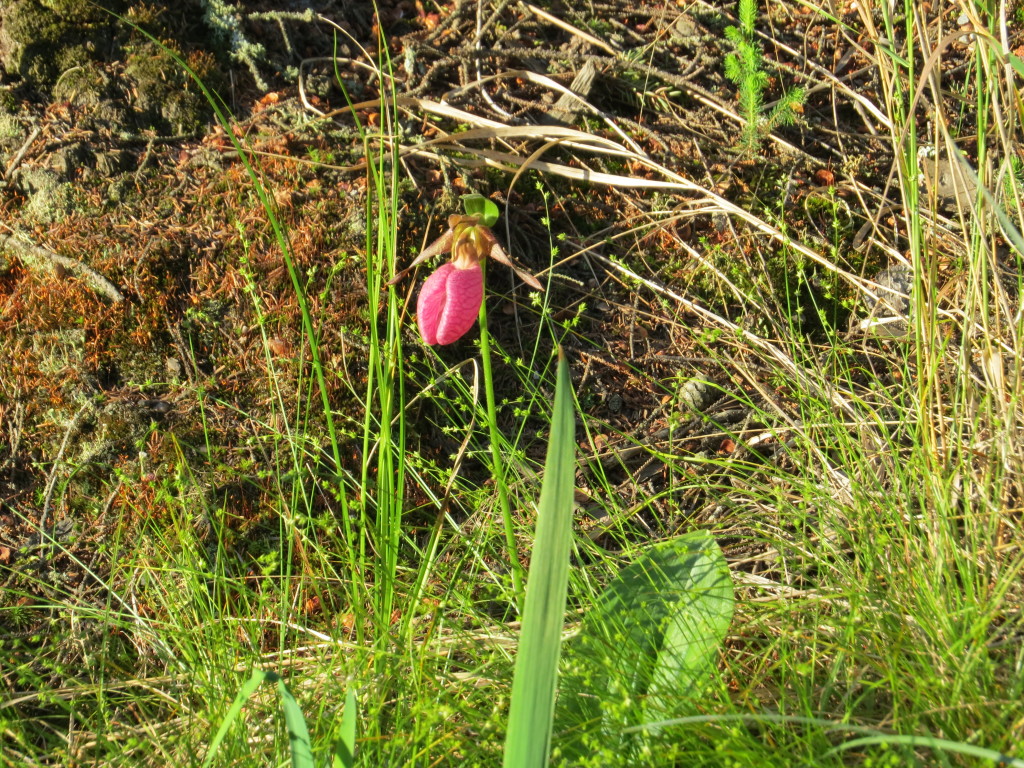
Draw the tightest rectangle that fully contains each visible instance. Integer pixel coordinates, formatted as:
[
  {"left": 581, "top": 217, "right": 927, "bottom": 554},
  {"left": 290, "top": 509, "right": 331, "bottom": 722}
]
[
  {"left": 503, "top": 348, "right": 577, "bottom": 768},
  {"left": 203, "top": 670, "right": 316, "bottom": 768},
  {"left": 277, "top": 676, "right": 316, "bottom": 768},
  {"left": 202, "top": 670, "right": 268, "bottom": 768},
  {"left": 333, "top": 688, "right": 358, "bottom": 768}
]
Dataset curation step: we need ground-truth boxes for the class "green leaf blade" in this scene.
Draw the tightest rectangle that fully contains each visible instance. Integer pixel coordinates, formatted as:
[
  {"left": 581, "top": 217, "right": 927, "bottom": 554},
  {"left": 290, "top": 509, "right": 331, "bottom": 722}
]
[
  {"left": 202, "top": 670, "right": 270, "bottom": 768},
  {"left": 278, "top": 678, "right": 316, "bottom": 768},
  {"left": 332, "top": 688, "right": 358, "bottom": 768},
  {"left": 503, "top": 348, "right": 577, "bottom": 768}
]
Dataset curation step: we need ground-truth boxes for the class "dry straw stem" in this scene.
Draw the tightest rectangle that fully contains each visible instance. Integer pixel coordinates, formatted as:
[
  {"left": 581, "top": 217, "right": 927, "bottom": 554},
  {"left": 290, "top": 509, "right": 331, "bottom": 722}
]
[
  {"left": 442, "top": 69, "right": 645, "bottom": 154},
  {"left": 584, "top": 247, "right": 858, "bottom": 506},
  {"left": 858, "top": 0, "right": 1024, "bottom": 475},
  {"left": 520, "top": 2, "right": 620, "bottom": 56},
  {"left": 380, "top": 91, "right": 898, "bottom": 306},
  {"left": 372, "top": 93, "right": 794, "bottom": 243}
]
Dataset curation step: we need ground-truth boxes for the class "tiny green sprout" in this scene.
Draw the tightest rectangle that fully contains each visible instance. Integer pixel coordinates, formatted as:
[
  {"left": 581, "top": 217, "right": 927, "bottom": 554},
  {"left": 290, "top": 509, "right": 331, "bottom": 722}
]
[{"left": 461, "top": 194, "right": 499, "bottom": 227}]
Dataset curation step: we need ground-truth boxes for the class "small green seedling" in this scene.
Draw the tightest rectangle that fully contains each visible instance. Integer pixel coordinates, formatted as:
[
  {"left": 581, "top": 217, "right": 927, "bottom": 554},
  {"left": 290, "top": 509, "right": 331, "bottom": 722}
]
[{"left": 724, "top": 0, "right": 805, "bottom": 152}]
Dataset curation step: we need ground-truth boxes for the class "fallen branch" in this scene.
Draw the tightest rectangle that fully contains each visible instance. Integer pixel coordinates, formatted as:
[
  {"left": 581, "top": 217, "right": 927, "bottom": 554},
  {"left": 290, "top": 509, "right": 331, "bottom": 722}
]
[
  {"left": 0, "top": 230, "right": 125, "bottom": 303},
  {"left": 2, "top": 125, "right": 41, "bottom": 180}
]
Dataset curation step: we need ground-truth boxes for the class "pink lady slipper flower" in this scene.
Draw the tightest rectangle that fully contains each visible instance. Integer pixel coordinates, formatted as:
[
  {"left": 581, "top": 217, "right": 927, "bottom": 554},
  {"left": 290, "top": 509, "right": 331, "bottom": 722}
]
[{"left": 390, "top": 207, "right": 543, "bottom": 346}]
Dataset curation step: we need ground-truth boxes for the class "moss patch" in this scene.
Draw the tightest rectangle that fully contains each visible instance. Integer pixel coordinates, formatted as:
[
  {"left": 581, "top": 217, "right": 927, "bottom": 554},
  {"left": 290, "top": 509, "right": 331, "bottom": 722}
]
[
  {"left": 0, "top": 0, "right": 121, "bottom": 91},
  {"left": 124, "top": 40, "right": 206, "bottom": 133},
  {"left": 19, "top": 167, "right": 76, "bottom": 223},
  {"left": 1, "top": 0, "right": 220, "bottom": 135}
]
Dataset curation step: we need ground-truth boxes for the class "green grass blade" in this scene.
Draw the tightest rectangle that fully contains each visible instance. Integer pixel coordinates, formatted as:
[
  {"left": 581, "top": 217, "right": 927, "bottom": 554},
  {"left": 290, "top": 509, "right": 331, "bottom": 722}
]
[
  {"left": 204, "top": 670, "right": 316, "bottom": 768},
  {"left": 503, "top": 347, "right": 577, "bottom": 768},
  {"left": 333, "top": 688, "right": 358, "bottom": 768},
  {"left": 829, "top": 735, "right": 1024, "bottom": 767},
  {"left": 277, "top": 677, "right": 316, "bottom": 768},
  {"left": 202, "top": 670, "right": 270, "bottom": 768}
]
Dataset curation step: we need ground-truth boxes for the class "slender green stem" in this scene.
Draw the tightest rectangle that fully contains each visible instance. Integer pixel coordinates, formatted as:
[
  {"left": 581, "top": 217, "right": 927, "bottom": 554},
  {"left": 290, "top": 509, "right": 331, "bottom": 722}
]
[{"left": 478, "top": 262, "right": 525, "bottom": 610}]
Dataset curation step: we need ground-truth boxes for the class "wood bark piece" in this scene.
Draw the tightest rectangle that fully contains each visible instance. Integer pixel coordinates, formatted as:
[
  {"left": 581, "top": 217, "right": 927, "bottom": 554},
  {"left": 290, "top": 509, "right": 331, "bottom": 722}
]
[
  {"left": 0, "top": 230, "right": 125, "bottom": 303},
  {"left": 544, "top": 58, "right": 599, "bottom": 126}
]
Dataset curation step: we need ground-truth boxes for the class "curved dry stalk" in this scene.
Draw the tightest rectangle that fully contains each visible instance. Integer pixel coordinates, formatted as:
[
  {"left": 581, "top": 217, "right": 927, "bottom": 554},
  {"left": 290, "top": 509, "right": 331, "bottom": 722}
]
[{"left": 0, "top": 229, "right": 125, "bottom": 303}]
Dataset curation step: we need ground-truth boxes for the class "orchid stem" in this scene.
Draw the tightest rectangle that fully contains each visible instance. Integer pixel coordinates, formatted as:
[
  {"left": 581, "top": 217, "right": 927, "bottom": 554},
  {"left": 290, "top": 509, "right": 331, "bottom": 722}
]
[{"left": 478, "top": 263, "right": 525, "bottom": 612}]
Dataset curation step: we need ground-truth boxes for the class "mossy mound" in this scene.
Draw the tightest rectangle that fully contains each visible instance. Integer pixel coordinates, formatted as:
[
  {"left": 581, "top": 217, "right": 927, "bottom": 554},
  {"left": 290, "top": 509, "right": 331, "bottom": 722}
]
[
  {"left": 0, "top": 0, "right": 222, "bottom": 134},
  {"left": 124, "top": 40, "right": 210, "bottom": 134},
  {"left": 0, "top": 0, "right": 124, "bottom": 91},
  {"left": 19, "top": 167, "right": 76, "bottom": 224}
]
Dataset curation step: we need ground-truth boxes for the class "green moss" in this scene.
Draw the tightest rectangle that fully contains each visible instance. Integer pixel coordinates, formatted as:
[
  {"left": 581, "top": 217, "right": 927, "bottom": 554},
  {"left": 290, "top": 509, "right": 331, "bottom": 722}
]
[
  {"left": 4, "top": 0, "right": 220, "bottom": 132},
  {"left": 2, "top": 1, "right": 69, "bottom": 86},
  {"left": 0, "top": 0, "right": 117, "bottom": 91},
  {"left": 105, "top": 176, "right": 134, "bottom": 205},
  {"left": 125, "top": 41, "right": 206, "bottom": 133},
  {"left": 38, "top": 0, "right": 113, "bottom": 23},
  {"left": 55, "top": 43, "right": 93, "bottom": 75},
  {"left": 52, "top": 62, "right": 112, "bottom": 106},
  {"left": 74, "top": 400, "right": 148, "bottom": 470},
  {"left": 162, "top": 90, "right": 205, "bottom": 134},
  {"left": 124, "top": 42, "right": 177, "bottom": 108},
  {"left": 2, "top": 0, "right": 213, "bottom": 128}
]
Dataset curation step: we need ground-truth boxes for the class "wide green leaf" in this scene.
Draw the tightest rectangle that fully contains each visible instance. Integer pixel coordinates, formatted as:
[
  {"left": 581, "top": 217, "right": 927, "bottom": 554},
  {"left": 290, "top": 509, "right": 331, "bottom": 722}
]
[
  {"left": 555, "top": 531, "right": 733, "bottom": 760},
  {"left": 332, "top": 688, "right": 358, "bottom": 768},
  {"left": 277, "top": 676, "right": 316, "bottom": 768}
]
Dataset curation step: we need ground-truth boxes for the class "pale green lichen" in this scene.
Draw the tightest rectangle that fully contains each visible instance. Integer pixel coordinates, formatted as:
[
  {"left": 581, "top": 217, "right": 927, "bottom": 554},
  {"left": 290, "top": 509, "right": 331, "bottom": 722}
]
[
  {"left": 20, "top": 167, "right": 76, "bottom": 224},
  {"left": 0, "top": 112, "right": 25, "bottom": 147},
  {"left": 31, "top": 328, "right": 86, "bottom": 376},
  {"left": 202, "top": 0, "right": 270, "bottom": 90}
]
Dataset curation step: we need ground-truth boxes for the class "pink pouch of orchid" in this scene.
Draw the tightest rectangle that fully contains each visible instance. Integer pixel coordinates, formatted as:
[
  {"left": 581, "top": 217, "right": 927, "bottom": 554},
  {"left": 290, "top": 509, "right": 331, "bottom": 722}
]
[{"left": 417, "top": 262, "right": 484, "bottom": 345}]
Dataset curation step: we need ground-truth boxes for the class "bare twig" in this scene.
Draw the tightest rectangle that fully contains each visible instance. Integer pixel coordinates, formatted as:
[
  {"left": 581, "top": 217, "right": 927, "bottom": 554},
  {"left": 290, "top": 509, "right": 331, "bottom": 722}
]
[
  {"left": 0, "top": 230, "right": 125, "bottom": 303},
  {"left": 2, "top": 125, "right": 41, "bottom": 180},
  {"left": 474, "top": 0, "right": 515, "bottom": 118}
]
